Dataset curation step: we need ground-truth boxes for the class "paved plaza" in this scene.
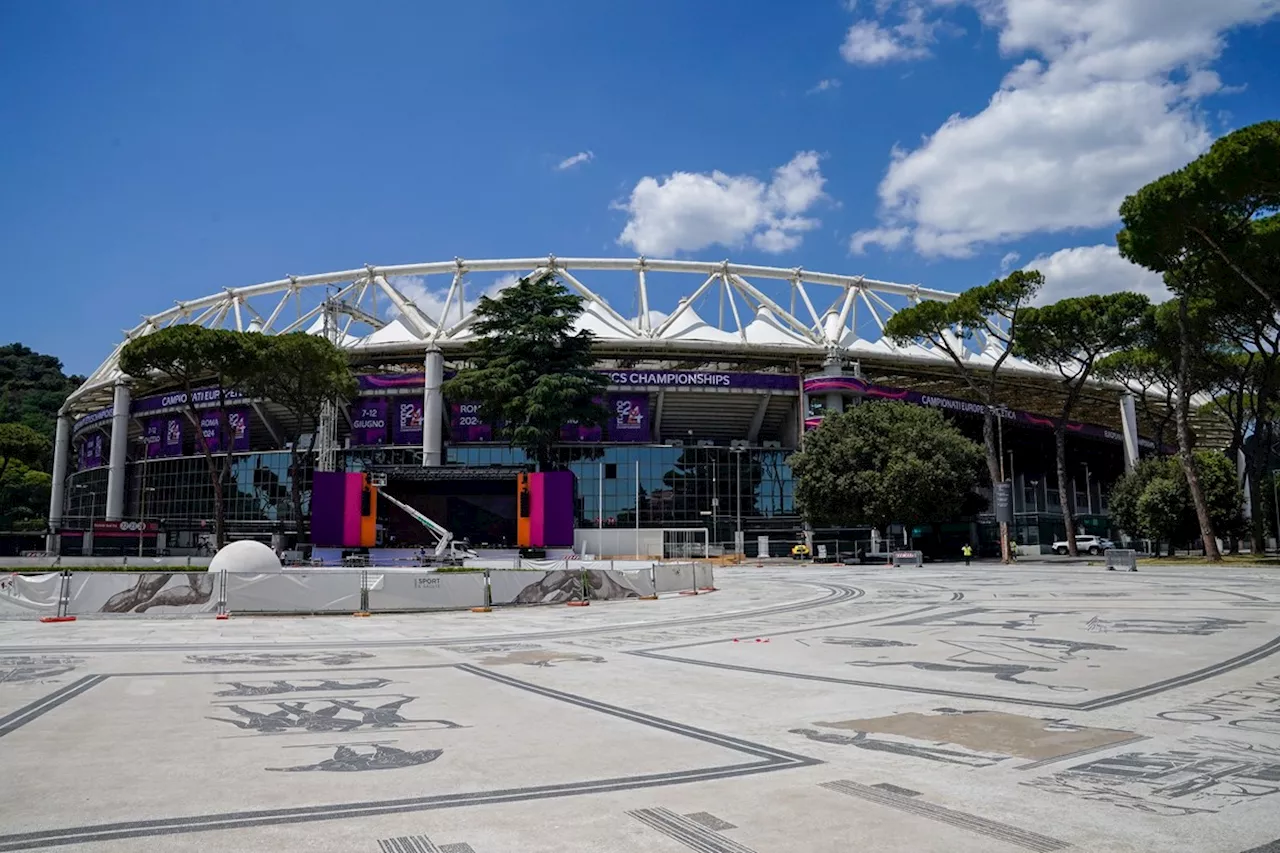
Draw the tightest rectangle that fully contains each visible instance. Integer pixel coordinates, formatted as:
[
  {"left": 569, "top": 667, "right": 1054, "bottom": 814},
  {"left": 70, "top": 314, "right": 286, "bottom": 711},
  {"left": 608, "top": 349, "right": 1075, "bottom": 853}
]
[{"left": 2, "top": 563, "right": 1280, "bottom": 852}]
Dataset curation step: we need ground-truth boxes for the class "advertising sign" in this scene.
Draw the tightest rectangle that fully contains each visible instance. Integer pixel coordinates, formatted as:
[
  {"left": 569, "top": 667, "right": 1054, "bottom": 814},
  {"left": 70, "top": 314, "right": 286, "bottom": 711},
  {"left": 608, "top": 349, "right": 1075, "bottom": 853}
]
[
  {"left": 358, "top": 373, "right": 426, "bottom": 391},
  {"left": 392, "top": 399, "right": 425, "bottom": 445},
  {"left": 559, "top": 397, "right": 603, "bottom": 442},
  {"left": 162, "top": 416, "right": 183, "bottom": 457},
  {"left": 350, "top": 399, "right": 388, "bottom": 446},
  {"left": 143, "top": 419, "right": 163, "bottom": 458},
  {"left": 608, "top": 394, "right": 650, "bottom": 442},
  {"left": 79, "top": 433, "right": 104, "bottom": 469},
  {"left": 199, "top": 408, "right": 250, "bottom": 453},
  {"left": 131, "top": 386, "right": 247, "bottom": 414},
  {"left": 994, "top": 481, "right": 1014, "bottom": 524},
  {"left": 602, "top": 370, "right": 797, "bottom": 391},
  {"left": 450, "top": 401, "right": 493, "bottom": 442},
  {"left": 92, "top": 520, "right": 160, "bottom": 537}
]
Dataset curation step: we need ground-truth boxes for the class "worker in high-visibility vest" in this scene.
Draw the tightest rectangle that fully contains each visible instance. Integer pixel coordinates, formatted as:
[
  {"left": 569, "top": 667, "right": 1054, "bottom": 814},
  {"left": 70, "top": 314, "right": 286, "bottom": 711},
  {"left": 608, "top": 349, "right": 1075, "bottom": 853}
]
[{"left": 961, "top": 543, "right": 973, "bottom": 566}]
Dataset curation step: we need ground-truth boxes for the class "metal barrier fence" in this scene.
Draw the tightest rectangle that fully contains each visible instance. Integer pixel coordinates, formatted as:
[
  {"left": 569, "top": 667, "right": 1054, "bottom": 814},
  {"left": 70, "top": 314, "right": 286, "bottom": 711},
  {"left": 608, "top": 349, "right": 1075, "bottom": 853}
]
[
  {"left": 1104, "top": 549, "right": 1138, "bottom": 572},
  {"left": 1, "top": 562, "right": 715, "bottom": 618}
]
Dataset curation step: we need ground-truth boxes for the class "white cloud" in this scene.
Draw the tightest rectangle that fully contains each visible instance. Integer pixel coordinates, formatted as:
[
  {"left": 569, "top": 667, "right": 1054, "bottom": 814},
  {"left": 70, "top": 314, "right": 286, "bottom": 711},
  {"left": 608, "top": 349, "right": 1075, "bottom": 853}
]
[
  {"left": 849, "top": 226, "right": 910, "bottom": 254},
  {"left": 840, "top": 2, "right": 942, "bottom": 64},
  {"left": 1024, "top": 244, "right": 1170, "bottom": 304},
  {"left": 841, "top": 19, "right": 930, "bottom": 64},
  {"left": 389, "top": 273, "right": 519, "bottom": 325},
  {"left": 556, "top": 151, "right": 594, "bottom": 170},
  {"left": 807, "top": 78, "right": 843, "bottom": 94},
  {"left": 999, "top": 250, "right": 1021, "bottom": 271},
  {"left": 851, "top": 0, "right": 1279, "bottom": 256},
  {"left": 616, "top": 151, "right": 828, "bottom": 256}
]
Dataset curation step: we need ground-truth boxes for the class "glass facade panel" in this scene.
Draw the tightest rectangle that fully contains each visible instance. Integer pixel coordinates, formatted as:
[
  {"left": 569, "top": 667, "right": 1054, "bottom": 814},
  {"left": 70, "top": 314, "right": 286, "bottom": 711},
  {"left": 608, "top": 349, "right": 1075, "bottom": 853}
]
[{"left": 61, "top": 443, "right": 799, "bottom": 539}]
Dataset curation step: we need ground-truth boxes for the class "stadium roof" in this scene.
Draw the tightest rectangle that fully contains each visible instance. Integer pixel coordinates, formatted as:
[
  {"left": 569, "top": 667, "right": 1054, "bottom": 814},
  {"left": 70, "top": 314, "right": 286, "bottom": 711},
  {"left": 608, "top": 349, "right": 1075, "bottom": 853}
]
[{"left": 65, "top": 255, "right": 1199, "bottom": 441}]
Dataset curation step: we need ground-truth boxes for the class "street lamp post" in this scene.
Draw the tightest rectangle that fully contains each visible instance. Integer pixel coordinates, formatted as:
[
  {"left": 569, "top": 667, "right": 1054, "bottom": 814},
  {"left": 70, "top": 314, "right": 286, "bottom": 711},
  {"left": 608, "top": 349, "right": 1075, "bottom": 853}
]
[
  {"left": 730, "top": 446, "right": 745, "bottom": 555},
  {"left": 1080, "top": 462, "right": 1093, "bottom": 516},
  {"left": 988, "top": 405, "right": 1011, "bottom": 563}
]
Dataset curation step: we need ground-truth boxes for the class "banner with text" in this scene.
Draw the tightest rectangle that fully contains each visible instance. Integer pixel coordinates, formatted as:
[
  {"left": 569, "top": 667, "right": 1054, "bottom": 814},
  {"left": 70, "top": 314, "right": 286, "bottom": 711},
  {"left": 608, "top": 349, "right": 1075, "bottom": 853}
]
[
  {"left": 350, "top": 399, "right": 388, "bottom": 446},
  {"left": 392, "top": 399, "right": 425, "bottom": 445},
  {"left": 199, "top": 408, "right": 251, "bottom": 453},
  {"left": 608, "top": 394, "right": 650, "bottom": 442},
  {"left": 79, "top": 433, "right": 104, "bottom": 469},
  {"left": 450, "top": 401, "right": 493, "bottom": 442}
]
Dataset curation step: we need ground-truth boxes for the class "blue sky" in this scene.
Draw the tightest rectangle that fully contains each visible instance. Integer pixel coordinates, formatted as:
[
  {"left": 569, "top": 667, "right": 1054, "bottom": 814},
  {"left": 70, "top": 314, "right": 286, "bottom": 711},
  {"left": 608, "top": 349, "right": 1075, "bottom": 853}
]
[{"left": 2, "top": 0, "right": 1277, "bottom": 376}]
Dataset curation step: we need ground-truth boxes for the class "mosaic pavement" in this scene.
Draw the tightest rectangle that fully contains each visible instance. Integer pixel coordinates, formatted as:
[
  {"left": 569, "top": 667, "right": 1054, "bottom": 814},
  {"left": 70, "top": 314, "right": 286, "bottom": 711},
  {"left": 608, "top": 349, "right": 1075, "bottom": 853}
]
[{"left": 2, "top": 563, "right": 1280, "bottom": 851}]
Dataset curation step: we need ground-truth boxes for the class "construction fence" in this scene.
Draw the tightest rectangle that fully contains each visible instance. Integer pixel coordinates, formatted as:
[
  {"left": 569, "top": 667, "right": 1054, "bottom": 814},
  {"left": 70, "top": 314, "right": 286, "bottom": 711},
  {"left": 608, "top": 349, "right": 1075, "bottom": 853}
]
[{"left": 0, "top": 561, "right": 715, "bottom": 619}]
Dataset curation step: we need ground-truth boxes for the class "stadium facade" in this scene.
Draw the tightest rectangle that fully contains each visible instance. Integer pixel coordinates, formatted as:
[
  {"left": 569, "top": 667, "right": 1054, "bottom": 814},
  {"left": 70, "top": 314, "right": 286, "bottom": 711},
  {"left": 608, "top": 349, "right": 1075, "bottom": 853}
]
[{"left": 48, "top": 257, "right": 1163, "bottom": 558}]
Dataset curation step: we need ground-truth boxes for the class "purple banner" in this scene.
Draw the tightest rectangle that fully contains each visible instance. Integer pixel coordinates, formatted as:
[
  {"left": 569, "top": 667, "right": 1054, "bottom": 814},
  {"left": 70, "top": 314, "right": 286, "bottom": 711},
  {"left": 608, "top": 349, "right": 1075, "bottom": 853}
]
[
  {"left": 73, "top": 407, "right": 113, "bottom": 433},
  {"left": 450, "top": 401, "right": 493, "bottom": 442},
  {"left": 358, "top": 372, "right": 426, "bottom": 391},
  {"left": 392, "top": 399, "right": 425, "bottom": 445},
  {"left": 608, "top": 394, "right": 650, "bottom": 442},
  {"left": 601, "top": 370, "right": 797, "bottom": 391},
  {"left": 161, "top": 416, "right": 183, "bottom": 457},
  {"left": 355, "top": 370, "right": 800, "bottom": 395},
  {"left": 132, "top": 386, "right": 247, "bottom": 414},
  {"left": 198, "top": 408, "right": 250, "bottom": 453},
  {"left": 350, "top": 399, "right": 388, "bottom": 446},
  {"left": 560, "top": 397, "right": 603, "bottom": 442},
  {"left": 144, "top": 417, "right": 185, "bottom": 458},
  {"left": 143, "top": 419, "right": 163, "bottom": 458},
  {"left": 79, "top": 433, "right": 104, "bottom": 469}
]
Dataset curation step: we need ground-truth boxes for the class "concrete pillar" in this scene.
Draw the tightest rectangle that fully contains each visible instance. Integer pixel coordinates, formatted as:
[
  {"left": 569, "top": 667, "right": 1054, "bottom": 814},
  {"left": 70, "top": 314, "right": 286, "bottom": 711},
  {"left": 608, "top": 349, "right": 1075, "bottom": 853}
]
[
  {"left": 423, "top": 347, "right": 444, "bottom": 466},
  {"left": 45, "top": 414, "right": 71, "bottom": 553},
  {"left": 1120, "top": 393, "right": 1140, "bottom": 473},
  {"left": 822, "top": 356, "right": 845, "bottom": 414},
  {"left": 105, "top": 380, "right": 131, "bottom": 520}
]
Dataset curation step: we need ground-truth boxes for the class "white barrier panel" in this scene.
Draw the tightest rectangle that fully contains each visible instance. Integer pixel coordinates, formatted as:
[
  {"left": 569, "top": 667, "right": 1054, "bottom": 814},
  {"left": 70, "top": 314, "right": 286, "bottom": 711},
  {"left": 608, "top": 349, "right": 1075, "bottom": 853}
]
[
  {"left": 694, "top": 563, "right": 715, "bottom": 589},
  {"left": 590, "top": 569, "right": 654, "bottom": 599},
  {"left": 490, "top": 568, "right": 651, "bottom": 604},
  {"left": 489, "top": 569, "right": 581, "bottom": 605},
  {"left": 0, "top": 571, "right": 61, "bottom": 616},
  {"left": 654, "top": 563, "right": 695, "bottom": 594},
  {"left": 66, "top": 572, "right": 219, "bottom": 615},
  {"left": 226, "top": 571, "right": 363, "bottom": 613},
  {"left": 0, "top": 556, "right": 214, "bottom": 570},
  {"left": 366, "top": 571, "right": 487, "bottom": 610}
]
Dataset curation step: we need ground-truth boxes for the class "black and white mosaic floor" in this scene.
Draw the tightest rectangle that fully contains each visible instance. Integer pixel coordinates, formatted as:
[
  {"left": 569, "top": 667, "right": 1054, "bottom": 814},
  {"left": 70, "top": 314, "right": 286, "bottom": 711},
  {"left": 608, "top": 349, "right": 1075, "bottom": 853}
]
[{"left": 2, "top": 563, "right": 1280, "bottom": 852}]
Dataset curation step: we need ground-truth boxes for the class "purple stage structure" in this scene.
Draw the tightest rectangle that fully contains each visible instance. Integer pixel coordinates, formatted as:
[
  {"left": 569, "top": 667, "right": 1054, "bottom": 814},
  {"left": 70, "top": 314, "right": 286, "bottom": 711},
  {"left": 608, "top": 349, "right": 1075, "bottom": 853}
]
[
  {"left": 311, "top": 471, "right": 377, "bottom": 548},
  {"left": 517, "top": 471, "right": 575, "bottom": 548}
]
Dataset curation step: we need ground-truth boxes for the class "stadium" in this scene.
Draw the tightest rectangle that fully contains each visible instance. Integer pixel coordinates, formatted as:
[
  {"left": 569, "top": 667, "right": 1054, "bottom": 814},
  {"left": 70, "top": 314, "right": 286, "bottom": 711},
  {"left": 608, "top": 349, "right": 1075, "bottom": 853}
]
[{"left": 47, "top": 256, "right": 1163, "bottom": 559}]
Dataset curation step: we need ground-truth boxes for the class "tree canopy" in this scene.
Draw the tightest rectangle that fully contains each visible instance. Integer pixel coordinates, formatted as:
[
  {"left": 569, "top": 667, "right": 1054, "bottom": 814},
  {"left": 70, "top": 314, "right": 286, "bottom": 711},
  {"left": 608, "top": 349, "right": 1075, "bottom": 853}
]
[
  {"left": 0, "top": 422, "right": 49, "bottom": 483},
  {"left": 788, "top": 401, "right": 983, "bottom": 534},
  {"left": 0, "top": 343, "right": 84, "bottom": 442},
  {"left": 247, "top": 333, "right": 355, "bottom": 541},
  {"left": 885, "top": 269, "right": 1041, "bottom": 561},
  {"left": 1108, "top": 453, "right": 1243, "bottom": 555},
  {"left": 1014, "top": 291, "right": 1149, "bottom": 554},
  {"left": 443, "top": 273, "right": 607, "bottom": 471},
  {"left": 1118, "top": 120, "right": 1280, "bottom": 313},
  {"left": 120, "top": 325, "right": 267, "bottom": 547}
]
